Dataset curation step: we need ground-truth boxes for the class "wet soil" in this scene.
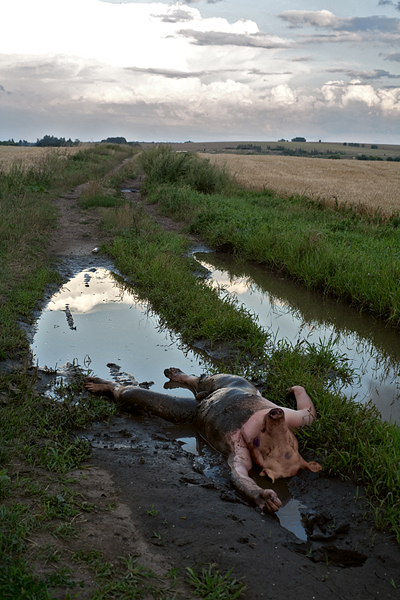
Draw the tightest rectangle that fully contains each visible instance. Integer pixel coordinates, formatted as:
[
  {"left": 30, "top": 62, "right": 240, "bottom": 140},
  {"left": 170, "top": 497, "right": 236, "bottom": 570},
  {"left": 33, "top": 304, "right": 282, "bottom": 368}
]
[{"left": 26, "top": 170, "right": 400, "bottom": 598}]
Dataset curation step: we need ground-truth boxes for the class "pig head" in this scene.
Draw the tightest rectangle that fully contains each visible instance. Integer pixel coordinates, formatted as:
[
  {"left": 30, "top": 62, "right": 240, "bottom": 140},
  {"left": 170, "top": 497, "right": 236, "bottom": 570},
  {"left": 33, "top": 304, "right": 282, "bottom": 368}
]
[{"left": 252, "top": 408, "right": 321, "bottom": 482}]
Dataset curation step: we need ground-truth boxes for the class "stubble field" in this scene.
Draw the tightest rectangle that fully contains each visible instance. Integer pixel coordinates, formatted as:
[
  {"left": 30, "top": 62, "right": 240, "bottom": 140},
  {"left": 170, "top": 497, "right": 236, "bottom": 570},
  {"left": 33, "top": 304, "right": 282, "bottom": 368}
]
[
  {"left": 0, "top": 145, "right": 90, "bottom": 169},
  {"left": 204, "top": 153, "right": 400, "bottom": 217}
]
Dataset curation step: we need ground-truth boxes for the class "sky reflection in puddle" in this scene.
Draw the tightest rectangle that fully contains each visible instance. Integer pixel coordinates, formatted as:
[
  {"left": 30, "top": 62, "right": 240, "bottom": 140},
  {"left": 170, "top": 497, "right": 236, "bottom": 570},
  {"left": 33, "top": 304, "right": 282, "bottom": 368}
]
[{"left": 31, "top": 263, "right": 208, "bottom": 395}]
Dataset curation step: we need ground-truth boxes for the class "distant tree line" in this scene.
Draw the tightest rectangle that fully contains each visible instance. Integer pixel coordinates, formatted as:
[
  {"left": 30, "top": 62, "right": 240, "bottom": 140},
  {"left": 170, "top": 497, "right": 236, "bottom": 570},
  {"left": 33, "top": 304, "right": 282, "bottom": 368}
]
[
  {"left": 36, "top": 135, "right": 80, "bottom": 147},
  {"left": 0, "top": 139, "right": 31, "bottom": 146}
]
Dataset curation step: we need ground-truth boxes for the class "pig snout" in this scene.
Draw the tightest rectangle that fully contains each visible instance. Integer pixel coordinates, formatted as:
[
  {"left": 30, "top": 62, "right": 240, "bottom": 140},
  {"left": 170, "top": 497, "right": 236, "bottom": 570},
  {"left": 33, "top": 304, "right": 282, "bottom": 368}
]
[{"left": 268, "top": 408, "right": 285, "bottom": 420}]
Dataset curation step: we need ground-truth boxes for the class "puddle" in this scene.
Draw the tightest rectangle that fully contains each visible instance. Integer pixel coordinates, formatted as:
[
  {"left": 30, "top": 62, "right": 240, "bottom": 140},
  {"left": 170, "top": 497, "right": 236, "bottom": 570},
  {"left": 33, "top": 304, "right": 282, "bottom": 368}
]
[
  {"left": 31, "top": 258, "right": 210, "bottom": 396},
  {"left": 194, "top": 252, "right": 400, "bottom": 424},
  {"left": 176, "top": 437, "right": 198, "bottom": 455}
]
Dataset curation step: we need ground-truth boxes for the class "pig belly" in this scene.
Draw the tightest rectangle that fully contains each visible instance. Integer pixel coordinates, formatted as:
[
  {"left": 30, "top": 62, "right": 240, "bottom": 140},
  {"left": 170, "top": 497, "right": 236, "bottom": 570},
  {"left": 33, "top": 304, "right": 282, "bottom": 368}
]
[
  {"left": 196, "top": 388, "right": 268, "bottom": 454},
  {"left": 197, "top": 373, "right": 259, "bottom": 396}
]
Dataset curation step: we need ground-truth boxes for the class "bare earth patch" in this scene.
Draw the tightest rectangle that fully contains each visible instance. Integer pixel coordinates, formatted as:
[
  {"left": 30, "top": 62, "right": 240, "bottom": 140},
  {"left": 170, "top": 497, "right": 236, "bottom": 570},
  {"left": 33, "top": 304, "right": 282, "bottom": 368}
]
[
  {"left": 205, "top": 153, "right": 400, "bottom": 216},
  {"left": 49, "top": 184, "right": 108, "bottom": 257}
]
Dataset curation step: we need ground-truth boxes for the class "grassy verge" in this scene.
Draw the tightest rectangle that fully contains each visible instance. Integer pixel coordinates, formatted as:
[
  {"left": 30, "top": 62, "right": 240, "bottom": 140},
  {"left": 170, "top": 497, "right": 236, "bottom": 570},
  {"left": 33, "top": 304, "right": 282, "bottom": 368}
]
[
  {"left": 139, "top": 146, "right": 400, "bottom": 327},
  {"left": 107, "top": 219, "right": 269, "bottom": 358}
]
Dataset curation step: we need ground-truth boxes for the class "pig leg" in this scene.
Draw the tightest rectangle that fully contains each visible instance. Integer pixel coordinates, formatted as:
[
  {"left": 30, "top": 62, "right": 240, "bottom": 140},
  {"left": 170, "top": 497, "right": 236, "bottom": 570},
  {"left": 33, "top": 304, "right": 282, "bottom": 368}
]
[
  {"left": 163, "top": 367, "right": 201, "bottom": 395},
  {"left": 85, "top": 377, "right": 197, "bottom": 423}
]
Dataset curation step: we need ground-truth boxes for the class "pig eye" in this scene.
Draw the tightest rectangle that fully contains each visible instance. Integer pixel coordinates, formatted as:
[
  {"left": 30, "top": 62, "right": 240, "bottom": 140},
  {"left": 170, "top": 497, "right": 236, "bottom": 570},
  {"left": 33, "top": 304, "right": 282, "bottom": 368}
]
[{"left": 253, "top": 437, "right": 260, "bottom": 447}]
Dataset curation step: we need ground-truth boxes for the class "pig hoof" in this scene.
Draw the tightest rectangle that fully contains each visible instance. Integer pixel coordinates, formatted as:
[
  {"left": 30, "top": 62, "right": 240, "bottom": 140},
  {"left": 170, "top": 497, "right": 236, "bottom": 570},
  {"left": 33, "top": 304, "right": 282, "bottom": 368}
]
[{"left": 164, "top": 367, "right": 185, "bottom": 381}]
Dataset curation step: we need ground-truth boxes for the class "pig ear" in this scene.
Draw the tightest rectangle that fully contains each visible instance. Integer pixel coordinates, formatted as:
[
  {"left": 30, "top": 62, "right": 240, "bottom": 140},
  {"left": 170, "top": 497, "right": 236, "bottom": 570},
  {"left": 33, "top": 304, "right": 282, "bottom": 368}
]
[{"left": 306, "top": 461, "right": 322, "bottom": 473}]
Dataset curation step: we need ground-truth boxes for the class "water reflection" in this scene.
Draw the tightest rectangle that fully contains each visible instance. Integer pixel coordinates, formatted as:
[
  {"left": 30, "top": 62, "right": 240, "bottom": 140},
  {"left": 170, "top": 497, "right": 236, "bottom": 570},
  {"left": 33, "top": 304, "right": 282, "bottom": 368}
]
[
  {"left": 31, "top": 262, "right": 209, "bottom": 396},
  {"left": 194, "top": 252, "right": 400, "bottom": 423}
]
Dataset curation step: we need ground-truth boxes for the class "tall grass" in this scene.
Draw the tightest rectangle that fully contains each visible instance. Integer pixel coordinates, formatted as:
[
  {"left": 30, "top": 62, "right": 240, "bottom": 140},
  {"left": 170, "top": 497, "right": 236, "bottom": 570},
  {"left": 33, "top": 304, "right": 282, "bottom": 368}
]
[{"left": 139, "top": 144, "right": 232, "bottom": 194}]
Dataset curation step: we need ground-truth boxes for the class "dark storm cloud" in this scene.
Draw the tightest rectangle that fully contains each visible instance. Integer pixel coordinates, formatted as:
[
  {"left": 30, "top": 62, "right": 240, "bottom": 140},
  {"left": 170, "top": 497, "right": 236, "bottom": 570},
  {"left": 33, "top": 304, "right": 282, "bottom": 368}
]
[
  {"left": 178, "top": 29, "right": 291, "bottom": 49},
  {"left": 339, "top": 16, "right": 400, "bottom": 32},
  {"left": 385, "top": 52, "right": 400, "bottom": 61},
  {"left": 125, "top": 65, "right": 210, "bottom": 78},
  {"left": 378, "top": 1, "right": 400, "bottom": 9},
  {"left": 326, "top": 68, "right": 400, "bottom": 79},
  {"left": 279, "top": 11, "right": 400, "bottom": 34}
]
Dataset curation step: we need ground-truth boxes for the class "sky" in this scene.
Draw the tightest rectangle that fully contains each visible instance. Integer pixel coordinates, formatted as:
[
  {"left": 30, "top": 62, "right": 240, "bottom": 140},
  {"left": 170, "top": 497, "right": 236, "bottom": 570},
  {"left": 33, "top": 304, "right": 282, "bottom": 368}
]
[{"left": 2, "top": 0, "right": 400, "bottom": 143}]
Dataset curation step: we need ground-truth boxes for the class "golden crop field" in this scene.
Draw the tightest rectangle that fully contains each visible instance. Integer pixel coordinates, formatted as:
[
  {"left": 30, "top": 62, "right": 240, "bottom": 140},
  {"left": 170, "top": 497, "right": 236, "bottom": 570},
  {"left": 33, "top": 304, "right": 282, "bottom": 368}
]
[
  {"left": 204, "top": 153, "right": 400, "bottom": 217},
  {"left": 0, "top": 145, "right": 89, "bottom": 170}
]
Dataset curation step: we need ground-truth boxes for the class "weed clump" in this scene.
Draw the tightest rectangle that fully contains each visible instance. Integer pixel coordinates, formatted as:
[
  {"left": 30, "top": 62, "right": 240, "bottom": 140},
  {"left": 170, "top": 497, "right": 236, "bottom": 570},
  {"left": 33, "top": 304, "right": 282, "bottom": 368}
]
[{"left": 140, "top": 144, "right": 233, "bottom": 195}]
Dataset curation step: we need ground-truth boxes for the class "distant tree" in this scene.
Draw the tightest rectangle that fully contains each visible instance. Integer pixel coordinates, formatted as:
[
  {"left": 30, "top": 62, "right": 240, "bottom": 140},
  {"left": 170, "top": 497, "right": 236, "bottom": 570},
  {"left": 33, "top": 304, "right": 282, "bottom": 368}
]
[
  {"left": 101, "top": 136, "right": 127, "bottom": 144},
  {"left": 371, "top": 144, "right": 379, "bottom": 149},
  {"left": 291, "top": 137, "right": 306, "bottom": 142},
  {"left": 343, "top": 142, "right": 347, "bottom": 146}
]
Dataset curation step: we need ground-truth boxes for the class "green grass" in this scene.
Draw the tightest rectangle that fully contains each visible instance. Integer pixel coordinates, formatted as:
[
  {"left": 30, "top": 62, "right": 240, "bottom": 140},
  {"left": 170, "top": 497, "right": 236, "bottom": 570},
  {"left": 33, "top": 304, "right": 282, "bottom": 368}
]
[
  {"left": 186, "top": 565, "right": 246, "bottom": 599},
  {"left": 139, "top": 144, "right": 233, "bottom": 195}
]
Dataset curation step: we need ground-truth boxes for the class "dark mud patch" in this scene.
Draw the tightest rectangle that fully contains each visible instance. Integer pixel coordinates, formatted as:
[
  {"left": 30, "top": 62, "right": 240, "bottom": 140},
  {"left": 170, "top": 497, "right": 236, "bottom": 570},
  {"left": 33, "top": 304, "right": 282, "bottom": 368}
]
[{"left": 83, "top": 409, "right": 400, "bottom": 600}]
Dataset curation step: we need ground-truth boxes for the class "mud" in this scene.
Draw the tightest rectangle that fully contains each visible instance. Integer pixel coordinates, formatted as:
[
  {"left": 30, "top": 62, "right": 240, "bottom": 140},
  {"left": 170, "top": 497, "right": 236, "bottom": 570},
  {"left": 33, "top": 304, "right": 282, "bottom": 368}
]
[{"left": 84, "top": 409, "right": 400, "bottom": 600}]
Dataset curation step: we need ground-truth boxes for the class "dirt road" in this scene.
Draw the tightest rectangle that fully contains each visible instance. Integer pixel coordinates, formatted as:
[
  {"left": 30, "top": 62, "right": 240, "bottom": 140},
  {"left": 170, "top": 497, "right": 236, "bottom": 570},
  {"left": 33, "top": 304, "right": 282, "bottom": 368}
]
[{"left": 37, "top": 172, "right": 400, "bottom": 599}]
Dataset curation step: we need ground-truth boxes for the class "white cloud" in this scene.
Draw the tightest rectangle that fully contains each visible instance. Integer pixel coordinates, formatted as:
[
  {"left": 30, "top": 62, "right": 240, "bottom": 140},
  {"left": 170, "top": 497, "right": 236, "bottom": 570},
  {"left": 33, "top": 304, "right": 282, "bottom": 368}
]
[
  {"left": 1, "top": 1, "right": 400, "bottom": 142},
  {"left": 280, "top": 10, "right": 340, "bottom": 28}
]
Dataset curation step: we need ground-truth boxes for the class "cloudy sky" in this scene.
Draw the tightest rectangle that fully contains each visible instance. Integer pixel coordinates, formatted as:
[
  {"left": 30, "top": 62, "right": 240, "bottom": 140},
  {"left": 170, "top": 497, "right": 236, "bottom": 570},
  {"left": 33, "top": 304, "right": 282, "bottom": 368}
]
[{"left": 2, "top": 0, "right": 400, "bottom": 143}]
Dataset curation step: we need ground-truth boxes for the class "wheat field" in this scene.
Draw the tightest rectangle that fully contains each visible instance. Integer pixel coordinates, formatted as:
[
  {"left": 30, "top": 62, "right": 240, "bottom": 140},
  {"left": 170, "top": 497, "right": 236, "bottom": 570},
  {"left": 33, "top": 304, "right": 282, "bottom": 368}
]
[
  {"left": 205, "top": 153, "right": 400, "bottom": 217},
  {"left": 0, "top": 146, "right": 88, "bottom": 170}
]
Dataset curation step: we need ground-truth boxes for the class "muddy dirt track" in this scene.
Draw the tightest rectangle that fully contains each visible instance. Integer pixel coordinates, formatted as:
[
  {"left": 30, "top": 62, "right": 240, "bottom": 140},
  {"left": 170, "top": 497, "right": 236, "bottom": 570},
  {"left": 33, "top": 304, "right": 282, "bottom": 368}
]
[{"left": 37, "top": 169, "right": 400, "bottom": 599}]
